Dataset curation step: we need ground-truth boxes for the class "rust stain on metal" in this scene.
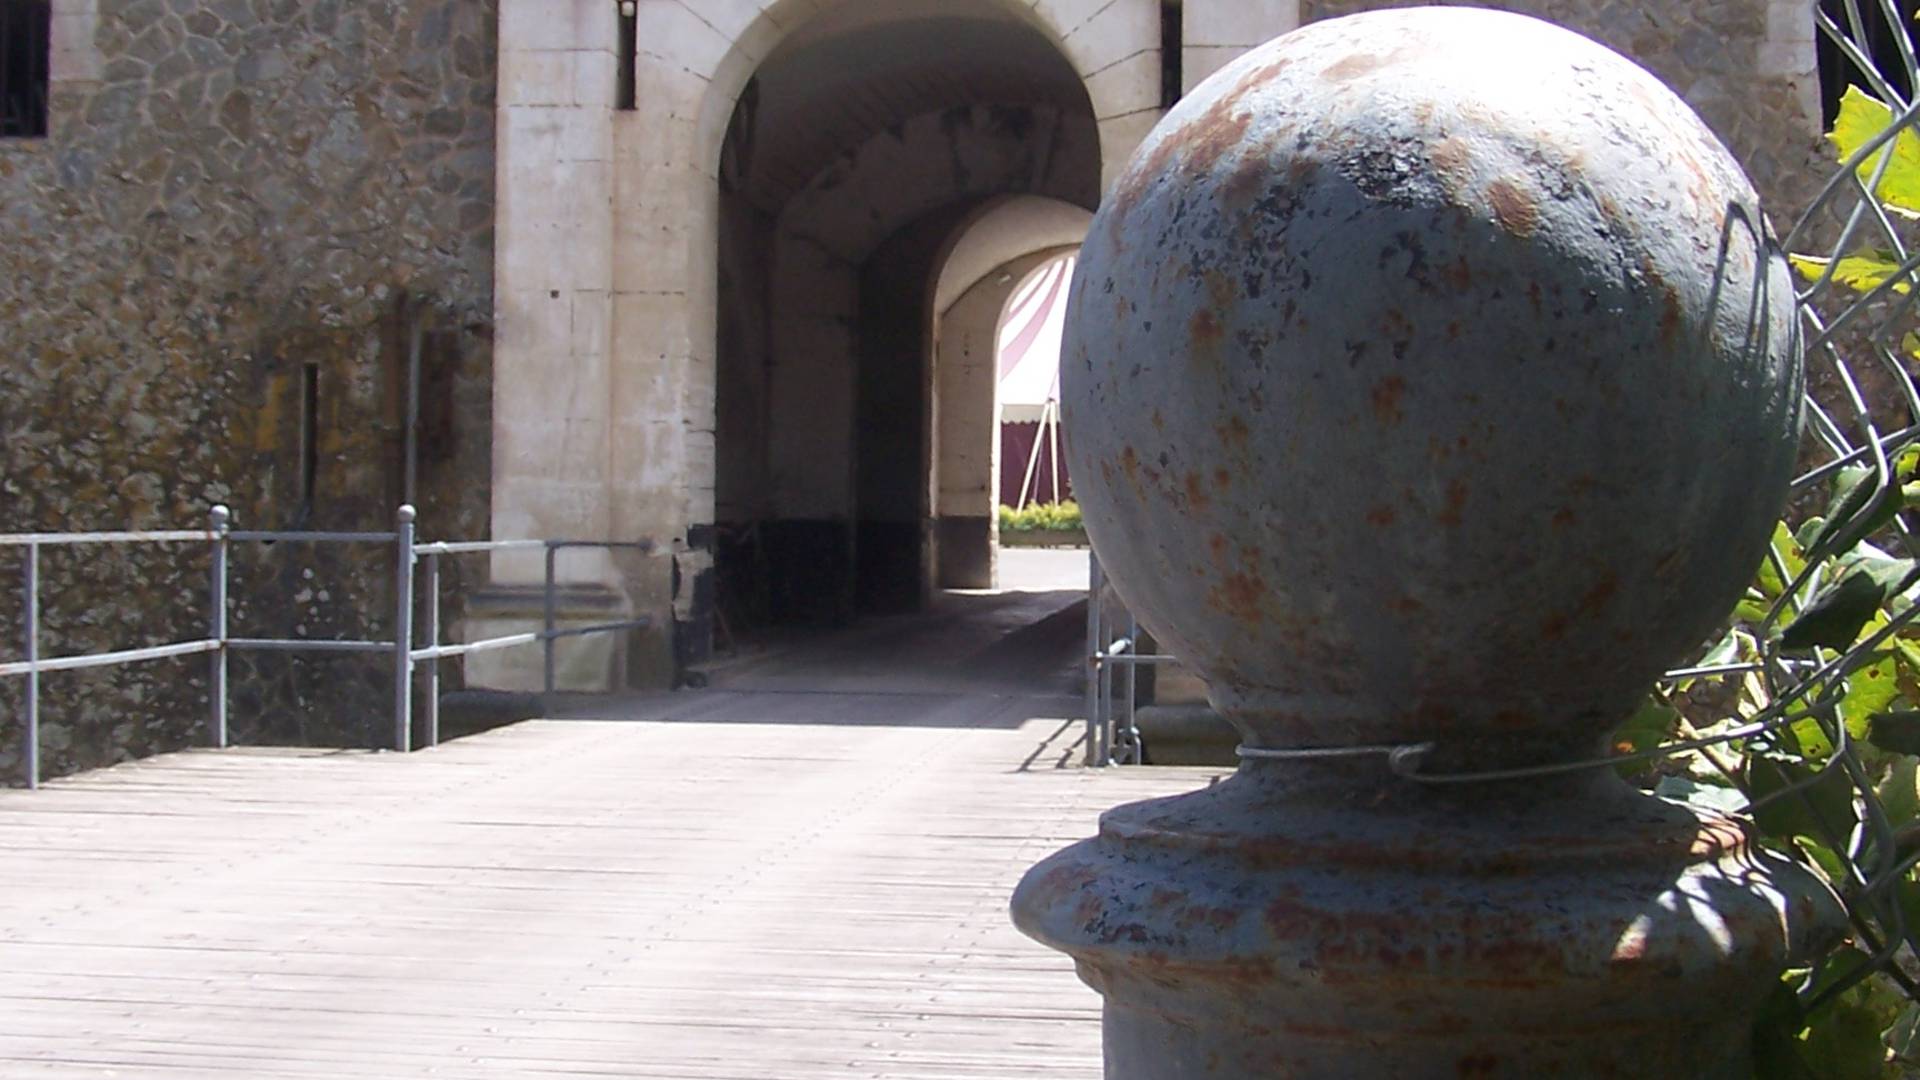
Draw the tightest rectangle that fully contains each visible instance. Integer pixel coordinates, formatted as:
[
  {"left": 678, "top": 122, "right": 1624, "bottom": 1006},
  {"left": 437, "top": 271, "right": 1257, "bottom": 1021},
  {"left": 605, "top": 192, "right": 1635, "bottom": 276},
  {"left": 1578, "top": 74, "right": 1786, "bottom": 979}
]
[
  {"left": 1577, "top": 575, "right": 1619, "bottom": 618},
  {"left": 1217, "top": 415, "right": 1251, "bottom": 451},
  {"left": 1371, "top": 375, "right": 1407, "bottom": 426},
  {"left": 1185, "top": 471, "right": 1212, "bottom": 511},
  {"left": 1209, "top": 570, "right": 1269, "bottom": 626},
  {"left": 1436, "top": 478, "right": 1468, "bottom": 528},
  {"left": 1208, "top": 532, "right": 1230, "bottom": 567},
  {"left": 1320, "top": 51, "right": 1392, "bottom": 82},
  {"left": 1551, "top": 508, "right": 1576, "bottom": 530},
  {"left": 1487, "top": 178, "right": 1539, "bottom": 236},
  {"left": 1151, "top": 408, "right": 1165, "bottom": 433},
  {"left": 1213, "top": 467, "right": 1232, "bottom": 491},
  {"left": 1659, "top": 286, "right": 1684, "bottom": 343},
  {"left": 1190, "top": 308, "right": 1225, "bottom": 351}
]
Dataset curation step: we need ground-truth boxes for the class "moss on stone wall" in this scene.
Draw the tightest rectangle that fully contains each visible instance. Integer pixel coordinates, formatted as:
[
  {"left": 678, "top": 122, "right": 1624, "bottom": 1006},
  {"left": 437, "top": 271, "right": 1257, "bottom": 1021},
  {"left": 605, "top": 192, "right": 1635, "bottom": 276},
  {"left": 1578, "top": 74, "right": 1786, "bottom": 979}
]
[{"left": 0, "top": 0, "right": 498, "bottom": 784}]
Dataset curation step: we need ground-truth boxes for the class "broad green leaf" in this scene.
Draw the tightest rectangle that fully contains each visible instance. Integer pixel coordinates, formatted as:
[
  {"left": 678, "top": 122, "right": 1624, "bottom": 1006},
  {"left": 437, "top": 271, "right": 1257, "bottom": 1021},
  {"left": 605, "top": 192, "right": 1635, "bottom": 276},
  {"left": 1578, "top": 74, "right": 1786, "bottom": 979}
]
[
  {"left": 1885, "top": 1002, "right": 1920, "bottom": 1063},
  {"left": 1755, "top": 977, "right": 1818, "bottom": 1080},
  {"left": 1811, "top": 466, "right": 1907, "bottom": 556},
  {"left": 1749, "top": 753, "right": 1857, "bottom": 840},
  {"left": 1655, "top": 774, "right": 1749, "bottom": 814},
  {"left": 1830, "top": 85, "right": 1920, "bottom": 215},
  {"left": 1796, "top": 835, "right": 1852, "bottom": 889},
  {"left": 1612, "top": 699, "right": 1678, "bottom": 776},
  {"left": 1780, "top": 569, "right": 1890, "bottom": 651},
  {"left": 1799, "top": 963, "right": 1902, "bottom": 1079},
  {"left": 1869, "top": 713, "right": 1920, "bottom": 756},
  {"left": 1874, "top": 756, "right": 1920, "bottom": 828},
  {"left": 1759, "top": 522, "right": 1810, "bottom": 601},
  {"left": 1736, "top": 589, "right": 1773, "bottom": 624},
  {"left": 1790, "top": 252, "right": 1912, "bottom": 296},
  {"left": 1841, "top": 652, "right": 1902, "bottom": 740}
]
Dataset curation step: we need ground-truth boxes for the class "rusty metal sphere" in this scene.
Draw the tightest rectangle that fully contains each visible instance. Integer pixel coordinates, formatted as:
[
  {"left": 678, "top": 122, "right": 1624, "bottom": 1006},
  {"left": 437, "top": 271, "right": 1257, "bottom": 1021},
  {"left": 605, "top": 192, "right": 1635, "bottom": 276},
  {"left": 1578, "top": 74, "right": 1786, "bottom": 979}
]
[{"left": 1064, "top": 8, "right": 1802, "bottom": 761}]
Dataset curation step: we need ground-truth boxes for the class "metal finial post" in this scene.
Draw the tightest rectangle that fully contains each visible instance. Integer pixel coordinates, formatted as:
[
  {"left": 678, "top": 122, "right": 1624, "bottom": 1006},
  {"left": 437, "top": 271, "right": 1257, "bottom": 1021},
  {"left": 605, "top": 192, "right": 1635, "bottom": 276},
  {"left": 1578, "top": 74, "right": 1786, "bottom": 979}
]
[
  {"left": 1013, "top": 10, "right": 1839, "bottom": 1076},
  {"left": 22, "top": 542, "right": 37, "bottom": 790},
  {"left": 209, "top": 505, "right": 231, "bottom": 750},
  {"left": 393, "top": 505, "right": 416, "bottom": 753}
]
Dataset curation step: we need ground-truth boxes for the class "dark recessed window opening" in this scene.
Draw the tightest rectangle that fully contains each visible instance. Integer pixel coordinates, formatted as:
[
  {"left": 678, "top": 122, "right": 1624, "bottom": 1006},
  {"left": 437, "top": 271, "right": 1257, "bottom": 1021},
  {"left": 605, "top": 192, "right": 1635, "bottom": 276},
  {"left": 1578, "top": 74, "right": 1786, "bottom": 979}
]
[
  {"left": 616, "top": 0, "right": 637, "bottom": 111},
  {"left": 298, "top": 362, "right": 319, "bottom": 520},
  {"left": 1160, "top": 0, "right": 1183, "bottom": 110},
  {"left": 1, "top": 0, "right": 51, "bottom": 139},
  {"left": 1819, "top": 0, "right": 1920, "bottom": 125}
]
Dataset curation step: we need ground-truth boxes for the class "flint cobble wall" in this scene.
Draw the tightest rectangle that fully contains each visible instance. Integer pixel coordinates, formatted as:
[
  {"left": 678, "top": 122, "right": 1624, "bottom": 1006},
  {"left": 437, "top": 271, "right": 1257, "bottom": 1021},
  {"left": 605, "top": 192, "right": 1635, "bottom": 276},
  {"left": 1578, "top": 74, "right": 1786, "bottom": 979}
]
[{"left": 0, "top": 0, "right": 498, "bottom": 783}]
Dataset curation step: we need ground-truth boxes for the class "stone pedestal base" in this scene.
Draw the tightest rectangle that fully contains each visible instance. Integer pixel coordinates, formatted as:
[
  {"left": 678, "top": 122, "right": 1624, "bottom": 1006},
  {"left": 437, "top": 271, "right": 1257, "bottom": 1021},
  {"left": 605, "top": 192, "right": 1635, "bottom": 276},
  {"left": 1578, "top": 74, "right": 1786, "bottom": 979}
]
[
  {"left": 1013, "top": 761, "right": 1841, "bottom": 1079},
  {"left": 461, "top": 582, "right": 634, "bottom": 693}
]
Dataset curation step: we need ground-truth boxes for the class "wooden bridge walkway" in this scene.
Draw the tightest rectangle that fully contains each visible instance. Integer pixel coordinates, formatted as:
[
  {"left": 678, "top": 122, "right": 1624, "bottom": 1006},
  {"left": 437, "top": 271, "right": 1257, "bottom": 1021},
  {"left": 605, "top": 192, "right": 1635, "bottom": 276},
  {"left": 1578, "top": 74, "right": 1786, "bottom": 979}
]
[{"left": 0, "top": 683, "right": 1218, "bottom": 1078}]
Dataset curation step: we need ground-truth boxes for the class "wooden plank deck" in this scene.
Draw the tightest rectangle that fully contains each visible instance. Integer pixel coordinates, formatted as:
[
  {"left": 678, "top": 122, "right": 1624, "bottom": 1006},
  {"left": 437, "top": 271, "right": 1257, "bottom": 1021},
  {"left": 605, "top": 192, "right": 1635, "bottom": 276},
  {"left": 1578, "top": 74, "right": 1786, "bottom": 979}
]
[{"left": 0, "top": 689, "right": 1220, "bottom": 1078}]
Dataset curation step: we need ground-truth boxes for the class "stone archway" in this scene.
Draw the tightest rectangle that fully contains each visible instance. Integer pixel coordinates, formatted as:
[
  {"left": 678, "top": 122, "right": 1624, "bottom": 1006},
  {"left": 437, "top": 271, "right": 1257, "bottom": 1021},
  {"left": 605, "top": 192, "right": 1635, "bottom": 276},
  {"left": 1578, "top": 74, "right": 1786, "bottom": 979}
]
[
  {"left": 697, "top": 2, "right": 1142, "bottom": 643},
  {"left": 929, "top": 196, "right": 1094, "bottom": 589},
  {"left": 481, "top": 0, "right": 1163, "bottom": 689}
]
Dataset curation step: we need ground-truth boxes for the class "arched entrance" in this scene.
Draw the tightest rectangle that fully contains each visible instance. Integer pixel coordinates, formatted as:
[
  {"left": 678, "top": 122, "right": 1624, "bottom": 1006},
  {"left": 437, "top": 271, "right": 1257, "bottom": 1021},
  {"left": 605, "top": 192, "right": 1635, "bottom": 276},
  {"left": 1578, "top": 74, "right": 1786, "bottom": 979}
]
[
  {"left": 480, "top": 0, "right": 1164, "bottom": 690},
  {"left": 708, "top": 3, "right": 1108, "bottom": 642},
  {"left": 929, "top": 198, "right": 1092, "bottom": 589}
]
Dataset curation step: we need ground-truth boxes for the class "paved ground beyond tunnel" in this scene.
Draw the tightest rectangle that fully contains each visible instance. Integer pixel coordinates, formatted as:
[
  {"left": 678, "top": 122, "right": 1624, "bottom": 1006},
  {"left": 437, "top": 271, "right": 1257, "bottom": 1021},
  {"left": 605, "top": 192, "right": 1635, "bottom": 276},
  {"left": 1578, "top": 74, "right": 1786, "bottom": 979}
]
[{"left": 0, "top": 565, "right": 1221, "bottom": 1079}]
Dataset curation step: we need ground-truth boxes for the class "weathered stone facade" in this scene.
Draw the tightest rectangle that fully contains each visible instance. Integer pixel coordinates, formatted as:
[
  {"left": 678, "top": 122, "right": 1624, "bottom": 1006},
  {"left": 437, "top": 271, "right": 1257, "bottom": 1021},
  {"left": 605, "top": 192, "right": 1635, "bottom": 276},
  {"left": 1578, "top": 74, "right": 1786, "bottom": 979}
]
[
  {"left": 1, "top": 0, "right": 1840, "bottom": 785},
  {"left": 0, "top": 0, "right": 497, "bottom": 783}
]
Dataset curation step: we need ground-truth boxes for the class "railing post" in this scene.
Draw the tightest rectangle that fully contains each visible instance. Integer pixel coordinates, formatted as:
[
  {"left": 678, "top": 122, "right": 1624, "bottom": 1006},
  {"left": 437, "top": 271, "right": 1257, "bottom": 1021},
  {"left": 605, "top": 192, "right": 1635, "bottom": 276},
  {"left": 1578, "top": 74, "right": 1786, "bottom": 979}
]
[
  {"left": 22, "top": 542, "right": 38, "bottom": 790},
  {"left": 542, "top": 542, "right": 557, "bottom": 698},
  {"left": 421, "top": 552, "right": 440, "bottom": 749},
  {"left": 1084, "top": 551, "right": 1103, "bottom": 768},
  {"left": 393, "top": 504, "right": 415, "bottom": 753},
  {"left": 1122, "top": 613, "right": 1139, "bottom": 764},
  {"left": 209, "top": 505, "right": 230, "bottom": 750}
]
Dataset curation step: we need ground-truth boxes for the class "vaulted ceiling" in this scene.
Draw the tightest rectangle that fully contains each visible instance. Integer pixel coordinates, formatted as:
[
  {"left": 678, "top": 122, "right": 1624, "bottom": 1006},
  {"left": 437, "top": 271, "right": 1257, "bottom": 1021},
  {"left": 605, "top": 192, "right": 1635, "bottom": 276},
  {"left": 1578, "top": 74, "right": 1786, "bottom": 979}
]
[{"left": 729, "top": 2, "right": 1094, "bottom": 213}]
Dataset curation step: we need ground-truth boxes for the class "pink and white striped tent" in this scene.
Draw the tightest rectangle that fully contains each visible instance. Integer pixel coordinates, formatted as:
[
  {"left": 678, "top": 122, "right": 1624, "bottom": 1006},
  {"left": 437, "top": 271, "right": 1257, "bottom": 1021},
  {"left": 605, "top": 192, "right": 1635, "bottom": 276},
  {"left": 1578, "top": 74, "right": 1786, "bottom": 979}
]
[{"left": 997, "top": 254, "right": 1076, "bottom": 506}]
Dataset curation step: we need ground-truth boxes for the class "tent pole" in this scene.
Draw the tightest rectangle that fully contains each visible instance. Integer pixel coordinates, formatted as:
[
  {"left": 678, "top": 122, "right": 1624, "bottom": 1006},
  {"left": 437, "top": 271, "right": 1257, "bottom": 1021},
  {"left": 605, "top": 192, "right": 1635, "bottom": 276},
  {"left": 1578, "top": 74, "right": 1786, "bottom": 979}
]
[{"left": 1048, "top": 400, "right": 1061, "bottom": 503}]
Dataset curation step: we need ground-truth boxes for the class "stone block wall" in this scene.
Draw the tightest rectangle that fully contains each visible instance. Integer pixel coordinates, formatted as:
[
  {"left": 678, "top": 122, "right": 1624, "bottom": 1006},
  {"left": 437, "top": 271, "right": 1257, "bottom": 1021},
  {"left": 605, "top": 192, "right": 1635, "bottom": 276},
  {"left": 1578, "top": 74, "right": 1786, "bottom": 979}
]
[
  {"left": 0, "top": 0, "right": 499, "bottom": 784},
  {"left": 1297, "top": 0, "right": 1826, "bottom": 218}
]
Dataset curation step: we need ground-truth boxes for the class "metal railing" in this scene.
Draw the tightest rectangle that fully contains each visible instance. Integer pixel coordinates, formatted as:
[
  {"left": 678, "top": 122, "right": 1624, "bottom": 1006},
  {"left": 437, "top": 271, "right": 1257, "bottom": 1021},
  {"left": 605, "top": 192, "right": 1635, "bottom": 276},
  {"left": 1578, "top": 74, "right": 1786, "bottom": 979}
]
[
  {"left": 1085, "top": 551, "right": 1172, "bottom": 767},
  {"left": 2, "top": 505, "right": 652, "bottom": 789}
]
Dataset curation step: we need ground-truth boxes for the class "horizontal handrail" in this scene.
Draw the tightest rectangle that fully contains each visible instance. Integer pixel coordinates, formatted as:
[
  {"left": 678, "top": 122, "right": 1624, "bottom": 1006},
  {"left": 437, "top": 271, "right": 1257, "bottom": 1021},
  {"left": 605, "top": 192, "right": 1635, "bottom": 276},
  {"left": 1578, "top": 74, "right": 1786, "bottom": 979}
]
[
  {"left": 414, "top": 539, "right": 546, "bottom": 556},
  {"left": 229, "top": 638, "right": 395, "bottom": 655},
  {"left": 0, "top": 530, "right": 216, "bottom": 547},
  {"left": 7, "top": 504, "right": 661, "bottom": 789},
  {"left": 545, "top": 617, "right": 652, "bottom": 642},
  {"left": 229, "top": 530, "right": 398, "bottom": 544},
  {"left": 0, "top": 639, "right": 218, "bottom": 677}
]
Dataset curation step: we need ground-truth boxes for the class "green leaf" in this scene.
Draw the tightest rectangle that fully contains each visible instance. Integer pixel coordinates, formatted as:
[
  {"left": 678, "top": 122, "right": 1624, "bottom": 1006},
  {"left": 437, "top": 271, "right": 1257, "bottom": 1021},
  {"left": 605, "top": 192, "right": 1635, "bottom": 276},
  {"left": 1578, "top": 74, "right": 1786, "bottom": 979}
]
[
  {"left": 1796, "top": 835, "right": 1852, "bottom": 889},
  {"left": 1811, "top": 467, "right": 1907, "bottom": 557},
  {"left": 1780, "top": 569, "right": 1891, "bottom": 651},
  {"left": 1791, "top": 252, "right": 1913, "bottom": 296},
  {"left": 1748, "top": 753, "right": 1858, "bottom": 841},
  {"left": 1655, "top": 775, "right": 1751, "bottom": 815},
  {"left": 1842, "top": 653, "right": 1902, "bottom": 741},
  {"left": 1874, "top": 756, "right": 1920, "bottom": 828},
  {"left": 1759, "top": 522, "right": 1810, "bottom": 601},
  {"left": 1612, "top": 699, "right": 1679, "bottom": 776},
  {"left": 1830, "top": 85, "right": 1920, "bottom": 216},
  {"left": 1799, "top": 954, "right": 1901, "bottom": 1080},
  {"left": 1756, "top": 976, "right": 1819, "bottom": 1080},
  {"left": 1868, "top": 713, "right": 1920, "bottom": 756}
]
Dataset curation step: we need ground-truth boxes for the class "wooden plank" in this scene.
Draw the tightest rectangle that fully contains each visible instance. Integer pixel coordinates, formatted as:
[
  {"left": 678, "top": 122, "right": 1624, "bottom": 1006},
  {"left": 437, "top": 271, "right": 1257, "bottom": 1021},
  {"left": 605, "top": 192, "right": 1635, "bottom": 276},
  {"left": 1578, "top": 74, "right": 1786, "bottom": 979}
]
[{"left": 0, "top": 690, "right": 1220, "bottom": 1078}]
